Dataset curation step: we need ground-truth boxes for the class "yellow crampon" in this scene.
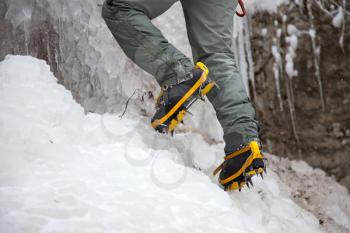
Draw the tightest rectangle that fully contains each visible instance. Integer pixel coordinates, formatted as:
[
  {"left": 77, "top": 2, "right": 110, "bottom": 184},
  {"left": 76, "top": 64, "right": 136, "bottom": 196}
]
[
  {"left": 225, "top": 167, "right": 265, "bottom": 191},
  {"left": 151, "top": 62, "right": 215, "bottom": 134},
  {"left": 168, "top": 110, "right": 187, "bottom": 134},
  {"left": 213, "top": 141, "right": 266, "bottom": 191},
  {"left": 200, "top": 82, "right": 215, "bottom": 97}
]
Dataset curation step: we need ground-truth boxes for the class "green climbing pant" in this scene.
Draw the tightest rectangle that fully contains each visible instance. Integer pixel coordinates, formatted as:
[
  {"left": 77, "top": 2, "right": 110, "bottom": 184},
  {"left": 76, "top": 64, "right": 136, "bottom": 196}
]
[{"left": 102, "top": 0, "right": 259, "bottom": 146}]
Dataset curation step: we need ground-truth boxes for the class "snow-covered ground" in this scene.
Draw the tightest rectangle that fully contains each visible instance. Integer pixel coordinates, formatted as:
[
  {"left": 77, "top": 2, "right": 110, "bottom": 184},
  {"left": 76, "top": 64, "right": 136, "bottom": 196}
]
[{"left": 0, "top": 55, "right": 349, "bottom": 233}]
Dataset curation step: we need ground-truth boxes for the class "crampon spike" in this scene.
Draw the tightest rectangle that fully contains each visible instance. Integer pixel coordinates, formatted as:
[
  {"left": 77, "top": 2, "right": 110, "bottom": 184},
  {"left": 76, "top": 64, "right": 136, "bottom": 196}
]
[
  {"left": 260, "top": 173, "right": 264, "bottom": 179},
  {"left": 238, "top": 182, "right": 243, "bottom": 192},
  {"left": 263, "top": 167, "right": 267, "bottom": 174},
  {"left": 255, "top": 169, "right": 260, "bottom": 175},
  {"left": 247, "top": 178, "right": 254, "bottom": 187},
  {"left": 244, "top": 176, "right": 250, "bottom": 189}
]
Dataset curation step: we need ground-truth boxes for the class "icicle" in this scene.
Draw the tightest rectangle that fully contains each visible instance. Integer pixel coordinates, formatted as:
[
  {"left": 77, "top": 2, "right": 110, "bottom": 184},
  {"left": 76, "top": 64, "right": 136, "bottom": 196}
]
[
  {"left": 58, "top": 17, "right": 64, "bottom": 74},
  {"left": 232, "top": 15, "right": 255, "bottom": 98},
  {"left": 280, "top": 16, "right": 300, "bottom": 145},
  {"left": 307, "top": 2, "right": 326, "bottom": 112},
  {"left": 243, "top": 16, "right": 256, "bottom": 100},
  {"left": 314, "top": 0, "right": 333, "bottom": 16},
  {"left": 271, "top": 44, "right": 283, "bottom": 112},
  {"left": 5, "top": 0, "right": 34, "bottom": 55},
  {"left": 284, "top": 21, "right": 299, "bottom": 81},
  {"left": 332, "top": 6, "right": 344, "bottom": 28},
  {"left": 339, "top": 0, "right": 346, "bottom": 52},
  {"left": 21, "top": 7, "right": 33, "bottom": 56},
  {"left": 271, "top": 20, "right": 284, "bottom": 112},
  {"left": 317, "top": 0, "right": 346, "bottom": 52},
  {"left": 23, "top": 21, "right": 29, "bottom": 55},
  {"left": 46, "top": 31, "right": 51, "bottom": 66},
  {"left": 233, "top": 16, "right": 248, "bottom": 94}
]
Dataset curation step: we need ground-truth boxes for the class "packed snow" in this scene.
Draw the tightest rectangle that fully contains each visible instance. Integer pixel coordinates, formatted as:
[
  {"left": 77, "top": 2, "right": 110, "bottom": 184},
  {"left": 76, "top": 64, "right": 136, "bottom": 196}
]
[
  {"left": 1, "top": 55, "right": 350, "bottom": 233},
  {"left": 285, "top": 25, "right": 299, "bottom": 79}
]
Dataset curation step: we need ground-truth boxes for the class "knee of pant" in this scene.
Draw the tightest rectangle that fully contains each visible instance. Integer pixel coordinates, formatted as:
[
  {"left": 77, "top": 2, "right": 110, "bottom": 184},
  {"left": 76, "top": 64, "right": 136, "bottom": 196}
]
[
  {"left": 102, "top": 0, "right": 135, "bottom": 20},
  {"left": 195, "top": 49, "right": 235, "bottom": 64}
]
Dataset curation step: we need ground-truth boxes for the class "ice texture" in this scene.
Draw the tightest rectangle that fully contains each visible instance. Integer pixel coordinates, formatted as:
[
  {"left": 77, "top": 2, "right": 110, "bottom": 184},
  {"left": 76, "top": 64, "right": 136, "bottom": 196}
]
[
  {"left": 3, "top": 0, "right": 344, "bottom": 117},
  {"left": 2, "top": 55, "right": 345, "bottom": 233},
  {"left": 285, "top": 24, "right": 298, "bottom": 79},
  {"left": 232, "top": 16, "right": 256, "bottom": 97},
  {"left": 4, "top": 0, "right": 159, "bottom": 114},
  {"left": 2, "top": 0, "right": 286, "bottom": 116},
  {"left": 306, "top": 0, "right": 325, "bottom": 112},
  {"left": 271, "top": 45, "right": 284, "bottom": 112},
  {"left": 1, "top": 0, "right": 292, "bottom": 120}
]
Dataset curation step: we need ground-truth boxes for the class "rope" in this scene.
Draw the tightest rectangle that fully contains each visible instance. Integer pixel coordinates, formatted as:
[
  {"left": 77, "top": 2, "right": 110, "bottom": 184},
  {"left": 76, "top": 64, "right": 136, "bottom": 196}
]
[{"left": 236, "top": 0, "right": 246, "bottom": 17}]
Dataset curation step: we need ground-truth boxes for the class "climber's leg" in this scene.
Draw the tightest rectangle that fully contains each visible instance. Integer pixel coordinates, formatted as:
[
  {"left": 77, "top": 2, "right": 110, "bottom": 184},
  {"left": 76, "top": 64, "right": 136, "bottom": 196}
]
[
  {"left": 181, "top": 0, "right": 259, "bottom": 146},
  {"left": 102, "top": 0, "right": 215, "bottom": 134},
  {"left": 102, "top": 0, "right": 193, "bottom": 87},
  {"left": 182, "top": 0, "right": 265, "bottom": 191}
]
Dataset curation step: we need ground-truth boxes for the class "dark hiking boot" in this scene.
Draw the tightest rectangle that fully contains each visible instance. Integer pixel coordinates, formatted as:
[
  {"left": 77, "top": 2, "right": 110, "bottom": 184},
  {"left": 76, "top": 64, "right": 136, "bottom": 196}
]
[
  {"left": 151, "top": 62, "right": 215, "bottom": 134},
  {"left": 213, "top": 138, "right": 267, "bottom": 191}
]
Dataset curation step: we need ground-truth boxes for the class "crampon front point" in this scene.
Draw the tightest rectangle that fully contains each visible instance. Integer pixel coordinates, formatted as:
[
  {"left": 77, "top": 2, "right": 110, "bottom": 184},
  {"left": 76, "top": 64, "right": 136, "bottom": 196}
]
[{"left": 151, "top": 62, "right": 215, "bottom": 135}]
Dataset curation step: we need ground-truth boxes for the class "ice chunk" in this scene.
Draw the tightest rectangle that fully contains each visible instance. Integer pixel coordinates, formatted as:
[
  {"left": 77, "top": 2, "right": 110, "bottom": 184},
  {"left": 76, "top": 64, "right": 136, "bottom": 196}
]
[{"left": 332, "top": 7, "right": 344, "bottom": 28}]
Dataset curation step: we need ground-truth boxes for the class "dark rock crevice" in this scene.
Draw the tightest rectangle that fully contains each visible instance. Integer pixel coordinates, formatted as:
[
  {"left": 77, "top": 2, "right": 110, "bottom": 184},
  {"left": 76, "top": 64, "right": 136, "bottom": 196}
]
[{"left": 251, "top": 1, "right": 350, "bottom": 188}]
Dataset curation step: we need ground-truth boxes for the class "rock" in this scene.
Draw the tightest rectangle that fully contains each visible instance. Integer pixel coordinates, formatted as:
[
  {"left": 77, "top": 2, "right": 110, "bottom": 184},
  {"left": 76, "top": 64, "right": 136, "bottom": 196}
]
[{"left": 251, "top": 1, "right": 350, "bottom": 190}]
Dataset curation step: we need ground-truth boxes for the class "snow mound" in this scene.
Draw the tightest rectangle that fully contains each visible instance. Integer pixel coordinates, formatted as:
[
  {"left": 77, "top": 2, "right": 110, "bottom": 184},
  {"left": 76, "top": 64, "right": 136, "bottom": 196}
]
[
  {"left": 332, "top": 7, "right": 344, "bottom": 28},
  {"left": 0, "top": 55, "right": 337, "bottom": 233}
]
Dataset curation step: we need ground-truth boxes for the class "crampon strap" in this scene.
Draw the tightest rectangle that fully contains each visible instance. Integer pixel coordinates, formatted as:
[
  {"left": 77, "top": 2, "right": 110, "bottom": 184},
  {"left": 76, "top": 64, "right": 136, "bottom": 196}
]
[
  {"left": 236, "top": 0, "right": 246, "bottom": 17},
  {"left": 213, "top": 141, "right": 262, "bottom": 178}
]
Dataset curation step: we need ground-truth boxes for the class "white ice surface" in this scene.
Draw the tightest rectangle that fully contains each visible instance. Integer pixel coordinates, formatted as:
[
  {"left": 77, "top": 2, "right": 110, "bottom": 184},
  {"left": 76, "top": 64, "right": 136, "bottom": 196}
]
[
  {"left": 332, "top": 7, "right": 344, "bottom": 28},
  {"left": 285, "top": 25, "right": 299, "bottom": 79},
  {"left": 0, "top": 55, "right": 333, "bottom": 233},
  {"left": 2, "top": 0, "right": 290, "bottom": 115}
]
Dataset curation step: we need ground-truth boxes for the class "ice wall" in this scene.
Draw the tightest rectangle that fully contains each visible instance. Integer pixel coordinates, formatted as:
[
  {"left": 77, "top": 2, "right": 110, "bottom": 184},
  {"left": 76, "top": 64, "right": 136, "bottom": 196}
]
[
  {"left": 1, "top": 0, "right": 223, "bottom": 139},
  {"left": 2, "top": 0, "right": 346, "bottom": 114},
  {"left": 1, "top": 0, "right": 288, "bottom": 115},
  {"left": 2, "top": 0, "right": 160, "bottom": 114}
]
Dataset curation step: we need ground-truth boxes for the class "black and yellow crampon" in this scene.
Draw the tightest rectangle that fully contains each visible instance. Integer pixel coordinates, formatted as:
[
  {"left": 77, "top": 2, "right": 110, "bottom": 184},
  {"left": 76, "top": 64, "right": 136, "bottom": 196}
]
[
  {"left": 213, "top": 141, "right": 267, "bottom": 191},
  {"left": 151, "top": 62, "right": 215, "bottom": 134}
]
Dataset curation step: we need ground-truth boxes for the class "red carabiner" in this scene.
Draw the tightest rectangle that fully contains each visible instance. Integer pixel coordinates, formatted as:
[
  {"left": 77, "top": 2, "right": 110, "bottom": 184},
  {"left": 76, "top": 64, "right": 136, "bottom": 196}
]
[{"left": 236, "top": 0, "right": 246, "bottom": 17}]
